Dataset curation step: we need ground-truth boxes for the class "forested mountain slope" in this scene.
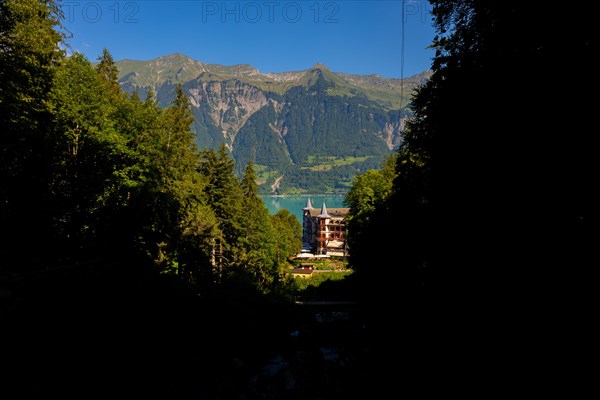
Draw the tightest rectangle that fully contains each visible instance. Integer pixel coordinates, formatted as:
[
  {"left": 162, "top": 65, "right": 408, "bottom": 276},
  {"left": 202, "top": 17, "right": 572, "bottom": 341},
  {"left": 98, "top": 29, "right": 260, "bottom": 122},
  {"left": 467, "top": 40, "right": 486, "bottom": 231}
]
[{"left": 116, "top": 54, "right": 430, "bottom": 194}]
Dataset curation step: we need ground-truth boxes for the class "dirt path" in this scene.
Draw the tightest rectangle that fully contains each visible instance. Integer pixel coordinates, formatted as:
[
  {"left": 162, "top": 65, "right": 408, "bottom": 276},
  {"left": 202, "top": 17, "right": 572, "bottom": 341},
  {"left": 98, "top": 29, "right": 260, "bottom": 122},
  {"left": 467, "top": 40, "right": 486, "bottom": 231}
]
[{"left": 271, "top": 175, "right": 283, "bottom": 192}]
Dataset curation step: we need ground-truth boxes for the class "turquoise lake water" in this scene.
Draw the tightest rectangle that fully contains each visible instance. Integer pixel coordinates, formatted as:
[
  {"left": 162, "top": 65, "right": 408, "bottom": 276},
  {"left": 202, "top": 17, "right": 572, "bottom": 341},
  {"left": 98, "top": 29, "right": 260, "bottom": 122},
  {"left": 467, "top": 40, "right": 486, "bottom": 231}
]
[{"left": 261, "top": 195, "right": 347, "bottom": 224}]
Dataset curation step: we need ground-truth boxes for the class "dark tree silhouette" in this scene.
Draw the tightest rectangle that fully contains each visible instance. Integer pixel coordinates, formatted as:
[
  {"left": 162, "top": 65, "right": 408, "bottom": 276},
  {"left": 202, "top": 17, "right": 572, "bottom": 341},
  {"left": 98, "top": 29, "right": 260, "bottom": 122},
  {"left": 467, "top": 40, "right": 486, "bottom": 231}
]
[
  {"left": 347, "top": 1, "right": 594, "bottom": 395},
  {"left": 0, "top": 0, "right": 65, "bottom": 270},
  {"left": 416, "top": 1, "right": 594, "bottom": 305}
]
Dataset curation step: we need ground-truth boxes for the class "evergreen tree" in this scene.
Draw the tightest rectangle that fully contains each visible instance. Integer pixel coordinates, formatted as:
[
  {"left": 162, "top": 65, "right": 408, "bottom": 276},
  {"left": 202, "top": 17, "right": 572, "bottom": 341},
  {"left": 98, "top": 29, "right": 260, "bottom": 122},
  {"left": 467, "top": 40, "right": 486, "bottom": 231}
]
[
  {"left": 240, "top": 159, "right": 259, "bottom": 199},
  {"left": 144, "top": 86, "right": 156, "bottom": 107},
  {"left": 237, "top": 160, "right": 278, "bottom": 291},
  {"left": 95, "top": 48, "right": 121, "bottom": 97},
  {"left": 163, "top": 83, "right": 216, "bottom": 280},
  {"left": 198, "top": 144, "right": 243, "bottom": 279}
]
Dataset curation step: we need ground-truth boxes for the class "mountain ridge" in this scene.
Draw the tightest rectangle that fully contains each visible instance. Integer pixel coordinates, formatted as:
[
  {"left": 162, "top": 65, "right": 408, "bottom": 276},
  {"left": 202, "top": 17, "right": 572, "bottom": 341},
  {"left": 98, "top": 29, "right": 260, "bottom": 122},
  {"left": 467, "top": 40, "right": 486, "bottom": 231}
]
[
  {"left": 115, "top": 53, "right": 430, "bottom": 110},
  {"left": 116, "top": 52, "right": 422, "bottom": 80},
  {"left": 114, "top": 53, "right": 431, "bottom": 194}
]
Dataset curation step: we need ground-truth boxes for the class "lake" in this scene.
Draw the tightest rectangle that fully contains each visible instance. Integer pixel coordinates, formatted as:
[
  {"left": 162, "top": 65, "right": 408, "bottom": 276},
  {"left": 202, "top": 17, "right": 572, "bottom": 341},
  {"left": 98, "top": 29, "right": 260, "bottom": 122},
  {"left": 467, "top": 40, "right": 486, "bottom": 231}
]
[{"left": 261, "top": 195, "right": 347, "bottom": 224}]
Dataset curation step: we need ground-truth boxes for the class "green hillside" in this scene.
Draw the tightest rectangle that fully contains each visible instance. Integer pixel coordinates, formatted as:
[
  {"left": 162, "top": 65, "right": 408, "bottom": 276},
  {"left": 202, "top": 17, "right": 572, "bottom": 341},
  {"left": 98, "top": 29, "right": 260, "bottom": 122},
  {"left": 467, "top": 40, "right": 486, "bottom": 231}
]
[{"left": 115, "top": 53, "right": 430, "bottom": 194}]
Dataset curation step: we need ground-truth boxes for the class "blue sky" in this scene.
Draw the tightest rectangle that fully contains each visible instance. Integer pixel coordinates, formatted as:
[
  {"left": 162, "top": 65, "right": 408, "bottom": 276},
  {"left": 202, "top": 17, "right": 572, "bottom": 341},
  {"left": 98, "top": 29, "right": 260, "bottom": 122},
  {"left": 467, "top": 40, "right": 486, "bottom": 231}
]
[{"left": 61, "top": 1, "right": 435, "bottom": 78}]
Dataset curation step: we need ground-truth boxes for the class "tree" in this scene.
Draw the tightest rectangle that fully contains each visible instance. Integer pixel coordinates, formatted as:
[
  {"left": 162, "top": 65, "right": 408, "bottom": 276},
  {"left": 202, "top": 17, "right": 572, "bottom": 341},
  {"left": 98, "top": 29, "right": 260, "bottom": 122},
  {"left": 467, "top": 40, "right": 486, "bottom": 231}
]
[
  {"left": 144, "top": 86, "right": 157, "bottom": 107},
  {"left": 0, "top": 0, "right": 66, "bottom": 268},
  {"left": 352, "top": 2, "right": 594, "bottom": 394},
  {"left": 123, "top": 81, "right": 216, "bottom": 274},
  {"left": 344, "top": 153, "right": 398, "bottom": 277},
  {"left": 47, "top": 52, "right": 118, "bottom": 258},
  {"left": 95, "top": 48, "right": 121, "bottom": 97},
  {"left": 198, "top": 144, "right": 243, "bottom": 279},
  {"left": 198, "top": 149, "right": 293, "bottom": 291},
  {"left": 271, "top": 208, "right": 302, "bottom": 263},
  {"left": 401, "top": 1, "right": 593, "bottom": 294},
  {"left": 236, "top": 160, "right": 279, "bottom": 291},
  {"left": 162, "top": 83, "right": 216, "bottom": 280}
]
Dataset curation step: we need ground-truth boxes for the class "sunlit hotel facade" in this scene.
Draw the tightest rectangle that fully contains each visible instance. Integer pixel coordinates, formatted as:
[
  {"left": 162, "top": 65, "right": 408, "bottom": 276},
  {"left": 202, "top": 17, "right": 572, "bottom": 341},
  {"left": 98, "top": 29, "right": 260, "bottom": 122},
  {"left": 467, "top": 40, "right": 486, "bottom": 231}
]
[{"left": 302, "top": 198, "right": 349, "bottom": 257}]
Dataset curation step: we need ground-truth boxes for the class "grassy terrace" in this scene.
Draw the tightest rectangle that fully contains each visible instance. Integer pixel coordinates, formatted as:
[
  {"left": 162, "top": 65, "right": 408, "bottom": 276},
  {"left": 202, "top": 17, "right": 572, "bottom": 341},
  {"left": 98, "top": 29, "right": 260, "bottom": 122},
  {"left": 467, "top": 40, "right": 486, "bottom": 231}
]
[{"left": 302, "top": 156, "right": 370, "bottom": 171}]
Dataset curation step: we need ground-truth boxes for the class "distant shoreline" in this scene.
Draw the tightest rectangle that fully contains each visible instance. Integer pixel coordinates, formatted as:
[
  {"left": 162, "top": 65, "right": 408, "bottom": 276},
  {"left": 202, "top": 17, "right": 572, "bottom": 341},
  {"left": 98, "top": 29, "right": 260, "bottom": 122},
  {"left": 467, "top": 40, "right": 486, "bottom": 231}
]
[
  {"left": 261, "top": 194, "right": 346, "bottom": 198},
  {"left": 261, "top": 194, "right": 347, "bottom": 220}
]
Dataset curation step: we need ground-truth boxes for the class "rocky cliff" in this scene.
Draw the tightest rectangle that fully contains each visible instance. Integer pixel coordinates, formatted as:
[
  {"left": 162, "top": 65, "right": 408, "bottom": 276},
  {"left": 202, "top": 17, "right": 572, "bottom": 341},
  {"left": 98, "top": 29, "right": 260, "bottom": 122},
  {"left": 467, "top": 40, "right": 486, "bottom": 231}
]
[{"left": 116, "top": 54, "right": 431, "bottom": 194}]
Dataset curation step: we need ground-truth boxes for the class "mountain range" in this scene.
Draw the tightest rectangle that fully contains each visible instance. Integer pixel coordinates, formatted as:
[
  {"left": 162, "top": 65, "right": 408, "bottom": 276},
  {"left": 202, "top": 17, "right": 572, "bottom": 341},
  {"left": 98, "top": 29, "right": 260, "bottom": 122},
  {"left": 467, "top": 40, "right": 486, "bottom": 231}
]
[{"left": 114, "top": 53, "right": 431, "bottom": 194}]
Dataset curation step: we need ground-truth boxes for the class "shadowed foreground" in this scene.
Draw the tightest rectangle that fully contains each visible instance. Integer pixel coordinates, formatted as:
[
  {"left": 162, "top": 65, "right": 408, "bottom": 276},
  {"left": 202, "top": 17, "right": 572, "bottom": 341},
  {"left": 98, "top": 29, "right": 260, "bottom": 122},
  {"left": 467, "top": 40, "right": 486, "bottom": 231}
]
[{"left": 2, "top": 260, "right": 419, "bottom": 398}]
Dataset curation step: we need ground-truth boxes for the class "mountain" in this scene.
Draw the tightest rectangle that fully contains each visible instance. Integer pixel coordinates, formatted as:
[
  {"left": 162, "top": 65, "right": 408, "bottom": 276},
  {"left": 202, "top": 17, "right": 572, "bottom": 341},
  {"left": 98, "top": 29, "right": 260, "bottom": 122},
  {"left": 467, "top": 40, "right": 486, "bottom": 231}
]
[{"left": 115, "top": 53, "right": 431, "bottom": 194}]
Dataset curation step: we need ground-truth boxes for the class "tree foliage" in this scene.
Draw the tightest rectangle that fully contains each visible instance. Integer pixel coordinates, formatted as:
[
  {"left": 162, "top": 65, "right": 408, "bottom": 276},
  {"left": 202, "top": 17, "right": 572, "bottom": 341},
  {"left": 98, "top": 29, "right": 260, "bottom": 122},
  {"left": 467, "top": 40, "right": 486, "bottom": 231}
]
[
  {"left": 271, "top": 208, "right": 302, "bottom": 264},
  {"left": 343, "top": 8, "right": 594, "bottom": 388},
  {"left": 0, "top": 0, "right": 66, "bottom": 265},
  {"left": 0, "top": 4, "right": 299, "bottom": 294},
  {"left": 341, "top": 2, "right": 593, "bottom": 392},
  {"left": 197, "top": 150, "right": 292, "bottom": 292},
  {"left": 96, "top": 48, "right": 121, "bottom": 97},
  {"left": 344, "top": 153, "right": 398, "bottom": 274}
]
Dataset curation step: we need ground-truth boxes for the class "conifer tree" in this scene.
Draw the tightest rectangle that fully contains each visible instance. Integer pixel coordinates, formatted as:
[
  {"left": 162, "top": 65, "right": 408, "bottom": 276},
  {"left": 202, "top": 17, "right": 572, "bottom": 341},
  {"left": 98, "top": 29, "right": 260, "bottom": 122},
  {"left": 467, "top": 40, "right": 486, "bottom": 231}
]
[
  {"left": 95, "top": 48, "right": 121, "bottom": 97},
  {"left": 198, "top": 144, "right": 243, "bottom": 278},
  {"left": 238, "top": 160, "right": 278, "bottom": 291}
]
